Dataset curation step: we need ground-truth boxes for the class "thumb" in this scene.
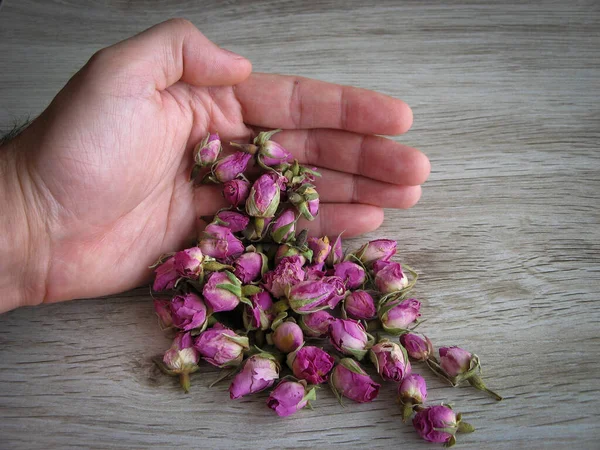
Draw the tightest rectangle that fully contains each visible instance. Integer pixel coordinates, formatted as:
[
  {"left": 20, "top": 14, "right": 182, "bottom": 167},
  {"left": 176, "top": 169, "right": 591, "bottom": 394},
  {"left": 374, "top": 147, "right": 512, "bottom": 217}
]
[{"left": 90, "top": 18, "right": 252, "bottom": 91}]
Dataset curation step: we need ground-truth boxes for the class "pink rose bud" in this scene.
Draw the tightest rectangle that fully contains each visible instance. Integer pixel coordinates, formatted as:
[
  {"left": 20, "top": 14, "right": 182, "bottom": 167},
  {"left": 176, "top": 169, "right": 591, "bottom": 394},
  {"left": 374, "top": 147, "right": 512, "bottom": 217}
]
[
  {"left": 304, "top": 263, "right": 325, "bottom": 280},
  {"left": 152, "top": 257, "right": 178, "bottom": 291},
  {"left": 355, "top": 239, "right": 397, "bottom": 265},
  {"left": 399, "top": 373, "right": 428, "bottom": 405},
  {"left": 193, "top": 133, "right": 221, "bottom": 167},
  {"left": 163, "top": 332, "right": 199, "bottom": 372},
  {"left": 287, "top": 345, "right": 335, "bottom": 384},
  {"left": 439, "top": 346, "right": 473, "bottom": 378},
  {"left": 243, "top": 290, "right": 274, "bottom": 331},
  {"left": 413, "top": 405, "right": 474, "bottom": 446},
  {"left": 325, "top": 233, "right": 343, "bottom": 267},
  {"left": 229, "top": 354, "right": 280, "bottom": 399},
  {"left": 216, "top": 210, "right": 249, "bottom": 233},
  {"left": 323, "top": 276, "right": 346, "bottom": 308},
  {"left": 379, "top": 298, "right": 421, "bottom": 333},
  {"left": 288, "top": 280, "right": 335, "bottom": 314},
  {"left": 289, "top": 184, "right": 319, "bottom": 220},
  {"left": 246, "top": 172, "right": 284, "bottom": 218},
  {"left": 374, "top": 261, "right": 408, "bottom": 293},
  {"left": 334, "top": 261, "right": 366, "bottom": 289},
  {"left": 233, "top": 251, "right": 267, "bottom": 284},
  {"left": 330, "top": 358, "right": 380, "bottom": 403},
  {"left": 194, "top": 323, "right": 249, "bottom": 368},
  {"left": 267, "top": 379, "right": 316, "bottom": 417},
  {"left": 199, "top": 224, "right": 245, "bottom": 261},
  {"left": 308, "top": 197, "right": 319, "bottom": 217},
  {"left": 252, "top": 129, "right": 293, "bottom": 166},
  {"left": 173, "top": 247, "right": 204, "bottom": 279},
  {"left": 262, "top": 255, "right": 306, "bottom": 298},
  {"left": 299, "top": 310, "right": 335, "bottom": 337},
  {"left": 213, "top": 152, "right": 252, "bottom": 183},
  {"left": 170, "top": 293, "right": 208, "bottom": 331},
  {"left": 400, "top": 333, "right": 434, "bottom": 361},
  {"left": 307, "top": 236, "right": 331, "bottom": 265},
  {"left": 274, "top": 244, "right": 309, "bottom": 266},
  {"left": 202, "top": 271, "right": 242, "bottom": 312},
  {"left": 223, "top": 178, "right": 250, "bottom": 207},
  {"left": 329, "top": 318, "right": 371, "bottom": 360},
  {"left": 272, "top": 321, "right": 304, "bottom": 353},
  {"left": 153, "top": 299, "right": 173, "bottom": 328},
  {"left": 344, "top": 290, "right": 376, "bottom": 320},
  {"left": 372, "top": 258, "right": 392, "bottom": 275},
  {"left": 369, "top": 339, "right": 411, "bottom": 382},
  {"left": 271, "top": 209, "right": 297, "bottom": 243}
]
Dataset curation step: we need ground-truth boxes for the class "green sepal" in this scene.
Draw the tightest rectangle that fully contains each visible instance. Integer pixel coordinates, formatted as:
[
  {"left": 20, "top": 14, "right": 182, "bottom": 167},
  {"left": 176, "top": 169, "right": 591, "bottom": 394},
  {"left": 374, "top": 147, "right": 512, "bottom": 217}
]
[
  {"left": 338, "top": 357, "right": 367, "bottom": 375},
  {"left": 152, "top": 357, "right": 178, "bottom": 377},
  {"left": 270, "top": 311, "right": 288, "bottom": 330},
  {"left": 254, "top": 128, "right": 282, "bottom": 145},
  {"left": 203, "top": 261, "right": 234, "bottom": 272},
  {"left": 242, "top": 285, "right": 262, "bottom": 297},
  {"left": 302, "top": 385, "right": 318, "bottom": 405},
  {"left": 190, "top": 164, "right": 202, "bottom": 182},
  {"left": 179, "top": 372, "right": 191, "bottom": 393},
  {"left": 238, "top": 296, "right": 253, "bottom": 307},
  {"left": 216, "top": 283, "right": 242, "bottom": 298},
  {"left": 272, "top": 220, "right": 297, "bottom": 244},
  {"left": 445, "top": 435, "right": 457, "bottom": 448},
  {"left": 457, "top": 421, "right": 475, "bottom": 433},
  {"left": 224, "top": 334, "right": 250, "bottom": 350},
  {"left": 230, "top": 141, "right": 259, "bottom": 155}
]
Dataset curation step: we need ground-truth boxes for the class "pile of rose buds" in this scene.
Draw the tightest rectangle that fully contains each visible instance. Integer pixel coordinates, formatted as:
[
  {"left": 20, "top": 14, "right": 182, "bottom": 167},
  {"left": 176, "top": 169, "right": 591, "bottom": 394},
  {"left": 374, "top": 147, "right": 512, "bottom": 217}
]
[{"left": 151, "top": 130, "right": 502, "bottom": 447}]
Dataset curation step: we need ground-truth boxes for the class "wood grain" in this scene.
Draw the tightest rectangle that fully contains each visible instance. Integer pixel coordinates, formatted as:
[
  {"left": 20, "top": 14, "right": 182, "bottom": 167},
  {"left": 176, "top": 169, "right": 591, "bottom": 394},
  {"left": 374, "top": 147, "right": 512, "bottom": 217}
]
[{"left": 1, "top": 0, "right": 599, "bottom": 448}]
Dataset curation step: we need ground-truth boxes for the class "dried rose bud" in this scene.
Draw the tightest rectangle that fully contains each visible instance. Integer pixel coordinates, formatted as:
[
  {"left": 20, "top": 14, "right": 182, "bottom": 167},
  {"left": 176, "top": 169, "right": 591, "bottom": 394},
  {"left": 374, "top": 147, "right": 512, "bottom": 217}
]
[
  {"left": 152, "top": 257, "right": 178, "bottom": 291},
  {"left": 330, "top": 358, "right": 380, "bottom": 403},
  {"left": 354, "top": 239, "right": 397, "bottom": 265},
  {"left": 199, "top": 224, "right": 245, "bottom": 261},
  {"left": 307, "top": 196, "right": 319, "bottom": 217},
  {"left": 253, "top": 129, "right": 293, "bottom": 166},
  {"left": 216, "top": 210, "right": 249, "bottom": 233},
  {"left": 372, "top": 258, "right": 392, "bottom": 275},
  {"left": 153, "top": 299, "right": 173, "bottom": 328},
  {"left": 439, "top": 346, "right": 472, "bottom": 378},
  {"left": 299, "top": 310, "right": 335, "bottom": 337},
  {"left": 323, "top": 275, "right": 346, "bottom": 308},
  {"left": 246, "top": 172, "right": 284, "bottom": 218},
  {"left": 304, "top": 263, "right": 325, "bottom": 280},
  {"left": 272, "top": 321, "right": 304, "bottom": 353},
  {"left": 194, "top": 323, "right": 249, "bottom": 368},
  {"left": 326, "top": 233, "right": 343, "bottom": 267},
  {"left": 374, "top": 261, "right": 408, "bottom": 293},
  {"left": 271, "top": 209, "right": 297, "bottom": 243},
  {"left": 334, "top": 261, "right": 366, "bottom": 289},
  {"left": 379, "top": 298, "right": 421, "bottom": 334},
  {"left": 229, "top": 354, "right": 280, "bottom": 399},
  {"left": 213, "top": 152, "right": 252, "bottom": 183},
  {"left": 413, "top": 405, "right": 474, "bottom": 446},
  {"left": 287, "top": 345, "right": 335, "bottom": 385},
  {"left": 369, "top": 339, "right": 411, "bottom": 382},
  {"left": 329, "top": 318, "right": 371, "bottom": 360},
  {"left": 193, "top": 133, "right": 221, "bottom": 167},
  {"left": 262, "top": 255, "right": 306, "bottom": 298},
  {"left": 243, "top": 290, "right": 274, "bottom": 331},
  {"left": 274, "top": 244, "right": 310, "bottom": 266},
  {"left": 202, "top": 271, "right": 242, "bottom": 312},
  {"left": 400, "top": 333, "right": 434, "bottom": 361},
  {"left": 173, "top": 247, "right": 204, "bottom": 279},
  {"left": 307, "top": 236, "right": 331, "bottom": 265},
  {"left": 288, "top": 280, "right": 335, "bottom": 314},
  {"left": 344, "top": 290, "right": 376, "bottom": 320},
  {"left": 267, "top": 379, "right": 316, "bottom": 417},
  {"left": 233, "top": 251, "right": 267, "bottom": 284},
  {"left": 289, "top": 184, "right": 319, "bottom": 220},
  {"left": 223, "top": 178, "right": 250, "bottom": 207},
  {"left": 162, "top": 332, "right": 200, "bottom": 392},
  {"left": 399, "top": 373, "right": 427, "bottom": 405},
  {"left": 170, "top": 293, "right": 208, "bottom": 331}
]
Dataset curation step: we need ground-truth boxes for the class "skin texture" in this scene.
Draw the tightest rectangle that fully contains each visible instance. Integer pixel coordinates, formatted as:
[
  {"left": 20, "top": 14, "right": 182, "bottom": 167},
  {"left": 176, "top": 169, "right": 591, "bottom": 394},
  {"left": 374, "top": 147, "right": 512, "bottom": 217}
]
[{"left": 0, "top": 19, "right": 430, "bottom": 313}]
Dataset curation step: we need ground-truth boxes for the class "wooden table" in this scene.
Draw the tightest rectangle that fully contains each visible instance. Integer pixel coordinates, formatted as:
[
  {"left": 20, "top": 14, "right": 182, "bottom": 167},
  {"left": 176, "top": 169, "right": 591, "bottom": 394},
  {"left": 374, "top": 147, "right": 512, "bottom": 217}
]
[{"left": 1, "top": 1, "right": 598, "bottom": 448}]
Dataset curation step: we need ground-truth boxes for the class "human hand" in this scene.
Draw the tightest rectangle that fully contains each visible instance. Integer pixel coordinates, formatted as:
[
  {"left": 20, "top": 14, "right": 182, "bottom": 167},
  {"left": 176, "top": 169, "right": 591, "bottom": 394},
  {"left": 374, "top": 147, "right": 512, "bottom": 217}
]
[{"left": 0, "top": 19, "right": 429, "bottom": 312}]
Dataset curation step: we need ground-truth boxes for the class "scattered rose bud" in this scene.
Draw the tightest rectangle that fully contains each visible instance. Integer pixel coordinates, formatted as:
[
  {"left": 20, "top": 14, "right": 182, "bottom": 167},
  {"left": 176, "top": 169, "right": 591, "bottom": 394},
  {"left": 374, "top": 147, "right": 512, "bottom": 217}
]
[
  {"left": 413, "top": 405, "right": 474, "bottom": 447},
  {"left": 344, "top": 290, "right": 376, "bottom": 320},
  {"left": 152, "top": 257, "right": 178, "bottom": 291},
  {"left": 170, "top": 293, "right": 208, "bottom": 331},
  {"left": 326, "top": 234, "right": 343, "bottom": 267},
  {"left": 260, "top": 141, "right": 293, "bottom": 166},
  {"left": 193, "top": 133, "right": 221, "bottom": 167},
  {"left": 288, "top": 280, "right": 335, "bottom": 314},
  {"left": 334, "top": 261, "right": 366, "bottom": 289},
  {"left": 233, "top": 251, "right": 267, "bottom": 284},
  {"left": 173, "top": 247, "right": 204, "bottom": 279},
  {"left": 439, "top": 346, "right": 472, "bottom": 378},
  {"left": 229, "top": 353, "right": 280, "bottom": 399},
  {"left": 398, "top": 374, "right": 427, "bottom": 421},
  {"left": 223, "top": 178, "right": 250, "bottom": 207},
  {"left": 400, "top": 333, "right": 434, "bottom": 361},
  {"left": 374, "top": 261, "right": 408, "bottom": 294},
  {"left": 307, "top": 236, "right": 331, "bottom": 265},
  {"left": 267, "top": 379, "right": 316, "bottom": 417},
  {"left": 322, "top": 276, "right": 346, "bottom": 309},
  {"left": 299, "top": 310, "right": 335, "bottom": 337},
  {"left": 153, "top": 299, "right": 173, "bottom": 329},
  {"left": 289, "top": 184, "right": 319, "bottom": 220},
  {"left": 355, "top": 239, "right": 397, "bottom": 265},
  {"left": 246, "top": 172, "right": 284, "bottom": 218},
  {"left": 216, "top": 210, "right": 250, "bottom": 233},
  {"left": 304, "top": 264, "right": 325, "bottom": 280},
  {"left": 202, "top": 271, "right": 242, "bottom": 312},
  {"left": 379, "top": 298, "right": 421, "bottom": 334},
  {"left": 329, "top": 318, "right": 372, "bottom": 360},
  {"left": 213, "top": 152, "right": 252, "bottom": 182},
  {"left": 161, "top": 332, "right": 200, "bottom": 392},
  {"left": 199, "top": 224, "right": 245, "bottom": 261},
  {"left": 369, "top": 339, "right": 411, "bottom": 382},
  {"left": 272, "top": 321, "right": 304, "bottom": 353},
  {"left": 263, "top": 255, "right": 306, "bottom": 298},
  {"left": 274, "top": 244, "right": 310, "bottom": 266},
  {"left": 287, "top": 345, "right": 334, "bottom": 384},
  {"left": 330, "top": 358, "right": 380, "bottom": 403},
  {"left": 194, "top": 323, "right": 249, "bottom": 368},
  {"left": 271, "top": 209, "right": 297, "bottom": 243},
  {"left": 243, "top": 290, "right": 274, "bottom": 331}
]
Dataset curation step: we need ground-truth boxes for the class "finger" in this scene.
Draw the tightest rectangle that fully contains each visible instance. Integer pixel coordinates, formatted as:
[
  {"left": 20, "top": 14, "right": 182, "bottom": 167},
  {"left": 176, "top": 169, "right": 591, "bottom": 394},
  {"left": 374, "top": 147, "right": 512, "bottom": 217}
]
[
  {"left": 193, "top": 184, "right": 229, "bottom": 229},
  {"left": 299, "top": 204, "right": 385, "bottom": 238},
  {"left": 235, "top": 73, "right": 413, "bottom": 135},
  {"left": 89, "top": 18, "right": 252, "bottom": 91},
  {"left": 314, "top": 168, "right": 422, "bottom": 208},
  {"left": 266, "top": 129, "right": 430, "bottom": 186}
]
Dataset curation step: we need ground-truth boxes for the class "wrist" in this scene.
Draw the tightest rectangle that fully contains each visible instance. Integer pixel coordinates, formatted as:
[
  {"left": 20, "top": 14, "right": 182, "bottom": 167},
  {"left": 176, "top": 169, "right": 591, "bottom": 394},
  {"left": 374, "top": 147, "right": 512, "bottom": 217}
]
[{"left": 0, "top": 135, "right": 50, "bottom": 312}]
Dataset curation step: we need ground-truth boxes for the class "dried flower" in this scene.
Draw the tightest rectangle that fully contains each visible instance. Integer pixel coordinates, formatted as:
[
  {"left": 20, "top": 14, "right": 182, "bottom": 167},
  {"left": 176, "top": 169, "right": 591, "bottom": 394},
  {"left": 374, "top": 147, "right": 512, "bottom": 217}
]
[
  {"left": 272, "top": 321, "right": 304, "bottom": 353},
  {"left": 262, "top": 255, "right": 306, "bottom": 298},
  {"left": 326, "top": 234, "right": 343, "bottom": 267},
  {"left": 400, "top": 333, "right": 434, "bottom": 361},
  {"left": 199, "top": 224, "right": 245, "bottom": 261},
  {"left": 299, "top": 310, "right": 335, "bottom": 337},
  {"left": 439, "top": 346, "right": 472, "bottom": 377},
  {"left": 193, "top": 133, "right": 221, "bottom": 167},
  {"left": 246, "top": 172, "right": 284, "bottom": 218},
  {"left": 194, "top": 323, "right": 249, "bottom": 368},
  {"left": 233, "top": 251, "right": 267, "bottom": 284},
  {"left": 202, "top": 271, "right": 242, "bottom": 312},
  {"left": 153, "top": 299, "right": 173, "bottom": 328},
  {"left": 271, "top": 209, "right": 297, "bottom": 243},
  {"left": 354, "top": 239, "right": 397, "bottom": 265},
  {"left": 334, "top": 261, "right": 366, "bottom": 289},
  {"left": 223, "top": 178, "right": 250, "bottom": 207},
  {"left": 173, "top": 247, "right": 204, "bottom": 279},
  {"left": 229, "top": 354, "right": 280, "bottom": 399},
  {"left": 253, "top": 129, "right": 293, "bottom": 166},
  {"left": 374, "top": 261, "right": 408, "bottom": 293},
  {"left": 287, "top": 345, "right": 335, "bottom": 384},
  {"left": 413, "top": 405, "right": 474, "bottom": 446},
  {"left": 344, "top": 290, "right": 376, "bottom": 320},
  {"left": 216, "top": 210, "right": 249, "bottom": 233},
  {"left": 213, "top": 152, "right": 252, "bottom": 183},
  {"left": 288, "top": 279, "right": 335, "bottom": 314},
  {"left": 170, "top": 293, "right": 208, "bottom": 331},
  {"left": 243, "top": 290, "right": 274, "bottom": 331},
  {"left": 152, "top": 257, "right": 178, "bottom": 291},
  {"left": 379, "top": 298, "right": 421, "bottom": 334},
  {"left": 267, "top": 379, "right": 316, "bottom": 417},
  {"left": 330, "top": 358, "right": 380, "bottom": 403},
  {"left": 161, "top": 332, "right": 200, "bottom": 392},
  {"left": 289, "top": 184, "right": 319, "bottom": 220},
  {"left": 329, "top": 318, "right": 372, "bottom": 360},
  {"left": 323, "top": 275, "right": 346, "bottom": 309},
  {"left": 307, "top": 236, "right": 331, "bottom": 265},
  {"left": 369, "top": 339, "right": 411, "bottom": 382},
  {"left": 398, "top": 373, "right": 427, "bottom": 409}
]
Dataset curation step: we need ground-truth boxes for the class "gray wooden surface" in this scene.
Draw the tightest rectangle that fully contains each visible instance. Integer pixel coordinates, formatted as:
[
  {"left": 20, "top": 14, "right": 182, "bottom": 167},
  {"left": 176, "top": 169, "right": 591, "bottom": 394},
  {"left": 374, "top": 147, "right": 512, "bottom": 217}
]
[{"left": 1, "top": 0, "right": 599, "bottom": 448}]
